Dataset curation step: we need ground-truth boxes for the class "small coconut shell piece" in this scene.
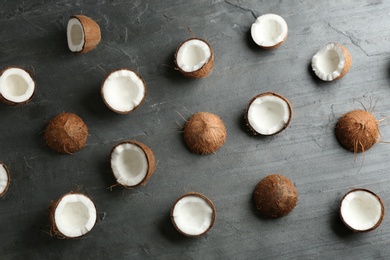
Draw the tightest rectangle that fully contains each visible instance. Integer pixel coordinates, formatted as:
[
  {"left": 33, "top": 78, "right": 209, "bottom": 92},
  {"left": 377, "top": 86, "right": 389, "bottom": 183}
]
[
  {"left": 183, "top": 112, "right": 226, "bottom": 154},
  {"left": 171, "top": 192, "right": 216, "bottom": 237},
  {"left": 311, "top": 43, "right": 352, "bottom": 81},
  {"left": 251, "top": 14, "right": 288, "bottom": 49},
  {"left": 340, "top": 189, "right": 385, "bottom": 232},
  {"left": 245, "top": 92, "right": 292, "bottom": 135},
  {"left": 110, "top": 140, "right": 155, "bottom": 188},
  {"left": 335, "top": 110, "right": 379, "bottom": 153},
  {"left": 0, "top": 67, "right": 36, "bottom": 106},
  {"left": 0, "top": 162, "right": 10, "bottom": 197},
  {"left": 49, "top": 192, "right": 97, "bottom": 238},
  {"left": 174, "top": 38, "right": 214, "bottom": 79},
  {"left": 67, "top": 15, "right": 101, "bottom": 54},
  {"left": 45, "top": 112, "right": 88, "bottom": 154},
  {"left": 253, "top": 174, "right": 298, "bottom": 218}
]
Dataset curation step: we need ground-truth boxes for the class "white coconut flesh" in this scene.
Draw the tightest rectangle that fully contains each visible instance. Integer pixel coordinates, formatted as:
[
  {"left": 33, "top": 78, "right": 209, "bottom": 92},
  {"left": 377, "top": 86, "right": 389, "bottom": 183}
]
[
  {"left": 67, "top": 18, "right": 85, "bottom": 52},
  {"left": 0, "top": 68, "right": 35, "bottom": 103},
  {"left": 340, "top": 190, "right": 383, "bottom": 231},
  {"left": 0, "top": 164, "right": 9, "bottom": 195},
  {"left": 102, "top": 69, "right": 145, "bottom": 113},
  {"left": 176, "top": 39, "right": 211, "bottom": 72},
  {"left": 251, "top": 14, "right": 288, "bottom": 47},
  {"left": 172, "top": 195, "right": 214, "bottom": 236},
  {"left": 247, "top": 95, "right": 290, "bottom": 135},
  {"left": 111, "top": 143, "right": 148, "bottom": 186},
  {"left": 54, "top": 194, "right": 97, "bottom": 238},
  {"left": 312, "top": 43, "right": 346, "bottom": 81}
]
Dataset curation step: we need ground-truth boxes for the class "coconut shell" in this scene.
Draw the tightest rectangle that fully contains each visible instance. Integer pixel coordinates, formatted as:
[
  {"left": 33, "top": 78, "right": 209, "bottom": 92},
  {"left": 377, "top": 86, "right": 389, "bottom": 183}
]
[
  {"left": 253, "top": 174, "right": 298, "bottom": 218},
  {"left": 339, "top": 189, "right": 385, "bottom": 232},
  {"left": 335, "top": 44, "right": 352, "bottom": 80},
  {"left": 71, "top": 15, "right": 101, "bottom": 54},
  {"left": 110, "top": 140, "right": 156, "bottom": 188},
  {"left": 45, "top": 112, "right": 88, "bottom": 154},
  {"left": 174, "top": 38, "right": 214, "bottom": 79},
  {"left": 0, "top": 66, "right": 36, "bottom": 106},
  {"left": 335, "top": 110, "right": 378, "bottom": 153},
  {"left": 183, "top": 112, "right": 226, "bottom": 154},
  {"left": 245, "top": 92, "right": 293, "bottom": 135},
  {"left": 0, "top": 161, "right": 10, "bottom": 197},
  {"left": 170, "top": 192, "right": 216, "bottom": 237}
]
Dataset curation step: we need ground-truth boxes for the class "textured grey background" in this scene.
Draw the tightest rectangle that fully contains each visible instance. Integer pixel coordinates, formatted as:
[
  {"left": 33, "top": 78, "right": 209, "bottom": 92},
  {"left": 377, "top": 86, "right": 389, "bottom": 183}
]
[{"left": 1, "top": 0, "right": 390, "bottom": 259}]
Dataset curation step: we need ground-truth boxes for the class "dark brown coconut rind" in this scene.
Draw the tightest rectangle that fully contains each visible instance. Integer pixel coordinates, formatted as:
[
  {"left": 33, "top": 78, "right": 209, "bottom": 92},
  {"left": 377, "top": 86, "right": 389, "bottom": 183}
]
[
  {"left": 174, "top": 38, "right": 214, "bottom": 79},
  {"left": 245, "top": 92, "right": 293, "bottom": 136},
  {"left": 0, "top": 161, "right": 10, "bottom": 197},
  {"left": 259, "top": 32, "right": 288, "bottom": 50},
  {"left": 110, "top": 140, "right": 156, "bottom": 188},
  {"left": 0, "top": 66, "right": 36, "bottom": 106},
  {"left": 183, "top": 112, "right": 227, "bottom": 155},
  {"left": 170, "top": 192, "right": 216, "bottom": 237},
  {"left": 253, "top": 174, "right": 298, "bottom": 218},
  {"left": 49, "top": 192, "right": 97, "bottom": 239},
  {"left": 335, "top": 44, "right": 352, "bottom": 80},
  {"left": 71, "top": 15, "right": 101, "bottom": 54},
  {"left": 101, "top": 68, "right": 147, "bottom": 114},
  {"left": 340, "top": 189, "right": 385, "bottom": 232},
  {"left": 335, "top": 110, "right": 378, "bottom": 153},
  {"left": 45, "top": 112, "right": 88, "bottom": 154}
]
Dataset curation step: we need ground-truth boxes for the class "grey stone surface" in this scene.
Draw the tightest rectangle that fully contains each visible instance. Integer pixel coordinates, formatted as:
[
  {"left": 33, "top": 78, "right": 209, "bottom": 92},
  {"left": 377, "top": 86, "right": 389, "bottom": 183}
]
[{"left": 1, "top": 0, "right": 390, "bottom": 259}]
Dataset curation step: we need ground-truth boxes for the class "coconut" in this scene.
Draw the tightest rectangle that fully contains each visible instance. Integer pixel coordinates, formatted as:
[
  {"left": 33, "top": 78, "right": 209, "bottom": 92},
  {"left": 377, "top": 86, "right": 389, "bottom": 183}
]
[
  {"left": 110, "top": 140, "right": 155, "bottom": 188},
  {"left": 311, "top": 43, "right": 352, "bottom": 81},
  {"left": 101, "top": 69, "right": 146, "bottom": 114},
  {"left": 0, "top": 162, "right": 10, "bottom": 197},
  {"left": 335, "top": 110, "right": 379, "bottom": 153},
  {"left": 253, "top": 174, "right": 298, "bottom": 218},
  {"left": 251, "top": 14, "right": 288, "bottom": 49},
  {"left": 245, "top": 92, "right": 292, "bottom": 135},
  {"left": 340, "top": 189, "right": 384, "bottom": 232},
  {"left": 183, "top": 112, "right": 226, "bottom": 154},
  {"left": 174, "top": 38, "right": 214, "bottom": 78},
  {"left": 171, "top": 192, "right": 216, "bottom": 237},
  {"left": 45, "top": 112, "right": 88, "bottom": 154},
  {"left": 67, "top": 15, "right": 101, "bottom": 54},
  {"left": 0, "top": 67, "right": 36, "bottom": 105},
  {"left": 49, "top": 192, "right": 97, "bottom": 238}
]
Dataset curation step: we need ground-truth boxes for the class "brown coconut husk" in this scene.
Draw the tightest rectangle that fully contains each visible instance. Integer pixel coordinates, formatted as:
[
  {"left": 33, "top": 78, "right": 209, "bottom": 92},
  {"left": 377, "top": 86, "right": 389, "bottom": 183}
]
[
  {"left": 71, "top": 15, "right": 101, "bottom": 54},
  {"left": 0, "top": 66, "right": 36, "bottom": 106},
  {"left": 174, "top": 38, "right": 214, "bottom": 79},
  {"left": 253, "top": 174, "right": 298, "bottom": 218},
  {"left": 0, "top": 161, "right": 10, "bottom": 197},
  {"left": 170, "top": 192, "right": 216, "bottom": 237},
  {"left": 335, "top": 44, "right": 352, "bottom": 80},
  {"left": 101, "top": 68, "right": 147, "bottom": 114},
  {"left": 335, "top": 110, "right": 379, "bottom": 153},
  {"left": 339, "top": 189, "right": 385, "bottom": 232},
  {"left": 183, "top": 112, "right": 226, "bottom": 154},
  {"left": 45, "top": 112, "right": 88, "bottom": 154}
]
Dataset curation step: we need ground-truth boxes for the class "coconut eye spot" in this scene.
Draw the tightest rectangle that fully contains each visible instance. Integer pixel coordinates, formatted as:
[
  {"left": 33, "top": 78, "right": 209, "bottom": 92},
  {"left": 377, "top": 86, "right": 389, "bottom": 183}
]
[{"left": 176, "top": 39, "right": 211, "bottom": 72}]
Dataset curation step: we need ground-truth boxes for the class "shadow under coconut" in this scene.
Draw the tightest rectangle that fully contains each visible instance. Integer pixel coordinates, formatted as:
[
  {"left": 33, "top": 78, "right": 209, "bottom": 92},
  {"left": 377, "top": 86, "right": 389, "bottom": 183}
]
[
  {"left": 81, "top": 84, "right": 115, "bottom": 120},
  {"left": 245, "top": 28, "right": 278, "bottom": 56},
  {"left": 157, "top": 213, "right": 196, "bottom": 243},
  {"left": 237, "top": 110, "right": 277, "bottom": 141},
  {"left": 330, "top": 209, "right": 355, "bottom": 238}
]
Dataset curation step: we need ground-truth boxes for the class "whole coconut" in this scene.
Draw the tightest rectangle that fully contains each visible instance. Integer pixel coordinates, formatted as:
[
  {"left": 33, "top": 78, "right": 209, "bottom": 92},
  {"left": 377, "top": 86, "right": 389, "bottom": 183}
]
[
  {"left": 253, "top": 174, "right": 298, "bottom": 218},
  {"left": 335, "top": 110, "right": 379, "bottom": 153},
  {"left": 183, "top": 112, "right": 226, "bottom": 154},
  {"left": 45, "top": 112, "right": 88, "bottom": 154}
]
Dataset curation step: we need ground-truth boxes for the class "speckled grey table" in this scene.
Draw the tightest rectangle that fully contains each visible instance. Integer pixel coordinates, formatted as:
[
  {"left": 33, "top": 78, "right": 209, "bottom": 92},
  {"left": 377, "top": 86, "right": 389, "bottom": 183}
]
[{"left": 1, "top": 0, "right": 390, "bottom": 259}]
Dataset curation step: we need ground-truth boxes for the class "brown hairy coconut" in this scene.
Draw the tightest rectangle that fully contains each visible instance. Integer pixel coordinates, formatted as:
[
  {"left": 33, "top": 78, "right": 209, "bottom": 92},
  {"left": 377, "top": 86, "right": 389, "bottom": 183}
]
[
  {"left": 67, "top": 15, "right": 101, "bottom": 54},
  {"left": 0, "top": 162, "right": 10, "bottom": 197},
  {"left": 45, "top": 112, "right": 88, "bottom": 154},
  {"left": 174, "top": 38, "right": 214, "bottom": 79},
  {"left": 183, "top": 112, "right": 226, "bottom": 154},
  {"left": 253, "top": 174, "right": 298, "bottom": 218},
  {"left": 335, "top": 110, "right": 379, "bottom": 153}
]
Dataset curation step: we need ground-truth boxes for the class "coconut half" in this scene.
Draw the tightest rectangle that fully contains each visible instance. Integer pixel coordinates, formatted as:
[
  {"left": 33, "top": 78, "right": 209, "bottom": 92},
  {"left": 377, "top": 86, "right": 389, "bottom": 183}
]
[
  {"left": 171, "top": 192, "right": 216, "bottom": 237},
  {"left": 251, "top": 14, "right": 288, "bottom": 49},
  {"left": 174, "top": 38, "right": 214, "bottom": 78},
  {"left": 0, "top": 67, "right": 36, "bottom": 105},
  {"left": 0, "top": 162, "right": 10, "bottom": 197},
  {"left": 311, "top": 43, "right": 352, "bottom": 81},
  {"left": 67, "top": 15, "right": 101, "bottom": 53},
  {"left": 101, "top": 69, "right": 146, "bottom": 114},
  {"left": 110, "top": 141, "right": 155, "bottom": 188},
  {"left": 49, "top": 193, "right": 97, "bottom": 238},
  {"left": 340, "top": 189, "right": 384, "bottom": 232},
  {"left": 245, "top": 92, "right": 292, "bottom": 135}
]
